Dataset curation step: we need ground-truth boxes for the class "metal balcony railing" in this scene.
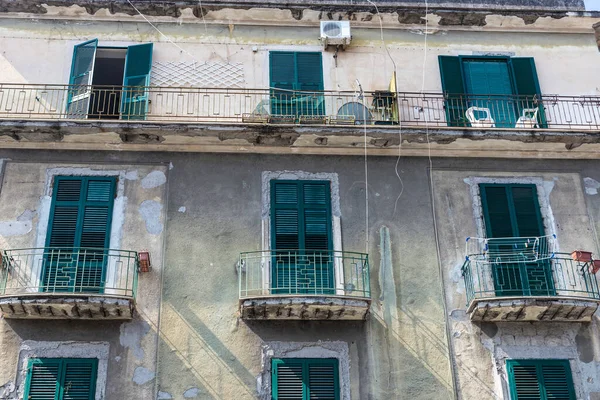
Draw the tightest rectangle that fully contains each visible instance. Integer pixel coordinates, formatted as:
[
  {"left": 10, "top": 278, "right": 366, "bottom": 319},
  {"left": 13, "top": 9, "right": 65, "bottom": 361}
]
[
  {"left": 0, "top": 248, "right": 139, "bottom": 298},
  {"left": 1, "top": 83, "right": 600, "bottom": 130},
  {"left": 461, "top": 252, "right": 600, "bottom": 305},
  {"left": 238, "top": 250, "right": 370, "bottom": 300}
]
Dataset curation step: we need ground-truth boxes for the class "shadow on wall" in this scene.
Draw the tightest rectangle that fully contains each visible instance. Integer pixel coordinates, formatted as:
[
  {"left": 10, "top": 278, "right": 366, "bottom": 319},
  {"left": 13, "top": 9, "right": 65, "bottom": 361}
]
[{"left": 157, "top": 302, "right": 256, "bottom": 399}]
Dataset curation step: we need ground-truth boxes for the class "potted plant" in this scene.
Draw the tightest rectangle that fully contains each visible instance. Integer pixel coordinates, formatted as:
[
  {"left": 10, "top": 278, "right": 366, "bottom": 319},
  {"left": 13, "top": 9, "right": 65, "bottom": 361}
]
[{"left": 571, "top": 250, "right": 593, "bottom": 262}]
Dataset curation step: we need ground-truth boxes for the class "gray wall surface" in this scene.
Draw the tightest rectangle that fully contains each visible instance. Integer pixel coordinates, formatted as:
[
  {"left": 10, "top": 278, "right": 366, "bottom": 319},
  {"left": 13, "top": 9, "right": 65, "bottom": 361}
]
[{"left": 1, "top": 149, "right": 600, "bottom": 399}]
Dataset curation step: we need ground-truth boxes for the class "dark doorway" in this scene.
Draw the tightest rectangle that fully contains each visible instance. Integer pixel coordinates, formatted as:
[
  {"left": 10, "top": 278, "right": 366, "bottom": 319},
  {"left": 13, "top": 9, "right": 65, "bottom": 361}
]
[{"left": 88, "top": 48, "right": 126, "bottom": 119}]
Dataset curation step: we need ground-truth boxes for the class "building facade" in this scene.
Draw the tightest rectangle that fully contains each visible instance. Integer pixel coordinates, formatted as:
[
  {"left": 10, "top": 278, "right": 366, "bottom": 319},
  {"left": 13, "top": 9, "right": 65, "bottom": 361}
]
[{"left": 0, "top": 0, "right": 600, "bottom": 399}]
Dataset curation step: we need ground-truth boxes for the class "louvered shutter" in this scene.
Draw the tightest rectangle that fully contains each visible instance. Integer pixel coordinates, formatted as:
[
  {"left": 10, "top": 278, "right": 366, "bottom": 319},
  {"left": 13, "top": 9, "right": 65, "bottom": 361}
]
[
  {"left": 62, "top": 359, "right": 97, "bottom": 400},
  {"left": 121, "top": 43, "right": 153, "bottom": 120},
  {"left": 308, "top": 360, "right": 338, "bottom": 400},
  {"left": 296, "top": 52, "right": 324, "bottom": 116},
  {"left": 480, "top": 185, "right": 514, "bottom": 238},
  {"left": 480, "top": 184, "right": 552, "bottom": 296},
  {"left": 24, "top": 359, "right": 61, "bottom": 400},
  {"left": 438, "top": 56, "right": 467, "bottom": 127},
  {"left": 67, "top": 39, "right": 98, "bottom": 119},
  {"left": 541, "top": 362, "right": 575, "bottom": 400},
  {"left": 462, "top": 58, "right": 517, "bottom": 128},
  {"left": 272, "top": 359, "right": 339, "bottom": 400},
  {"left": 508, "top": 360, "right": 575, "bottom": 400},
  {"left": 270, "top": 52, "right": 296, "bottom": 116},
  {"left": 45, "top": 177, "right": 115, "bottom": 292},
  {"left": 512, "top": 57, "right": 546, "bottom": 128},
  {"left": 271, "top": 181, "right": 333, "bottom": 294},
  {"left": 510, "top": 363, "right": 542, "bottom": 399},
  {"left": 272, "top": 359, "right": 304, "bottom": 400}
]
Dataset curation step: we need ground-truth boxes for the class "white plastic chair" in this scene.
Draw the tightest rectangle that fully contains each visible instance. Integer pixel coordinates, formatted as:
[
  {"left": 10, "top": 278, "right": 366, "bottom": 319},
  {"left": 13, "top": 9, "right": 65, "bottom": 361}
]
[
  {"left": 466, "top": 107, "right": 495, "bottom": 128},
  {"left": 515, "top": 108, "right": 539, "bottom": 129}
]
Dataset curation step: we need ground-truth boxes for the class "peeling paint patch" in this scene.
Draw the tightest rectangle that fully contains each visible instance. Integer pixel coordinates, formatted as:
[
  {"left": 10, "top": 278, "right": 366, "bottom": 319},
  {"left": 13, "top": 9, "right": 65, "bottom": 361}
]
[
  {"left": 178, "top": 206, "right": 186, "bottom": 213},
  {"left": 141, "top": 170, "right": 167, "bottom": 189},
  {"left": 125, "top": 170, "right": 139, "bottom": 180},
  {"left": 133, "top": 367, "right": 155, "bottom": 385},
  {"left": 0, "top": 380, "right": 15, "bottom": 398},
  {"left": 157, "top": 391, "right": 173, "bottom": 399},
  {"left": 139, "top": 200, "right": 164, "bottom": 235},
  {"left": 183, "top": 387, "right": 201, "bottom": 398},
  {"left": 119, "top": 320, "right": 151, "bottom": 360},
  {"left": 0, "top": 209, "right": 36, "bottom": 236},
  {"left": 584, "top": 177, "right": 600, "bottom": 195}
]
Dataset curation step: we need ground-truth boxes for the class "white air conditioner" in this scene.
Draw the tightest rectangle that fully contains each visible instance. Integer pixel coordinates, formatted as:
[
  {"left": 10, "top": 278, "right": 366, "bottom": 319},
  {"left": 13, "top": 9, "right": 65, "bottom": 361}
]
[{"left": 320, "top": 21, "right": 352, "bottom": 48}]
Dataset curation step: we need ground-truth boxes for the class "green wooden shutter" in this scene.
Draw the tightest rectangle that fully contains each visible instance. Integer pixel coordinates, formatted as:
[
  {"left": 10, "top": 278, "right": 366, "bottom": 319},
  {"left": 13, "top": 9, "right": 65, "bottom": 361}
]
[
  {"left": 272, "top": 359, "right": 304, "bottom": 400},
  {"left": 45, "top": 177, "right": 116, "bottom": 292},
  {"left": 462, "top": 58, "right": 517, "bottom": 128},
  {"left": 67, "top": 39, "right": 98, "bottom": 119},
  {"left": 24, "top": 359, "right": 61, "bottom": 400},
  {"left": 296, "top": 53, "right": 324, "bottom": 116},
  {"left": 480, "top": 184, "right": 544, "bottom": 239},
  {"left": 438, "top": 56, "right": 467, "bottom": 127},
  {"left": 269, "top": 52, "right": 324, "bottom": 116},
  {"left": 272, "top": 359, "right": 339, "bottom": 400},
  {"left": 308, "top": 359, "right": 339, "bottom": 400},
  {"left": 121, "top": 43, "right": 153, "bottom": 120},
  {"left": 270, "top": 52, "right": 297, "bottom": 92},
  {"left": 271, "top": 181, "right": 333, "bottom": 294},
  {"left": 507, "top": 360, "right": 575, "bottom": 400},
  {"left": 480, "top": 184, "right": 553, "bottom": 297},
  {"left": 61, "top": 359, "right": 98, "bottom": 400},
  {"left": 24, "top": 358, "right": 98, "bottom": 400},
  {"left": 512, "top": 57, "right": 547, "bottom": 128},
  {"left": 296, "top": 53, "right": 324, "bottom": 92}
]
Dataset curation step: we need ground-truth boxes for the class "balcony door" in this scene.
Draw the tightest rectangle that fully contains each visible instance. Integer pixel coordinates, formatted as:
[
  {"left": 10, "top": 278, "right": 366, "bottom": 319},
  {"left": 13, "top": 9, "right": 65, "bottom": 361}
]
[
  {"left": 480, "top": 183, "right": 555, "bottom": 297},
  {"left": 67, "top": 40, "right": 153, "bottom": 120},
  {"left": 269, "top": 52, "right": 325, "bottom": 118},
  {"left": 270, "top": 180, "right": 333, "bottom": 294},
  {"left": 43, "top": 176, "right": 116, "bottom": 293},
  {"left": 438, "top": 55, "right": 545, "bottom": 128}
]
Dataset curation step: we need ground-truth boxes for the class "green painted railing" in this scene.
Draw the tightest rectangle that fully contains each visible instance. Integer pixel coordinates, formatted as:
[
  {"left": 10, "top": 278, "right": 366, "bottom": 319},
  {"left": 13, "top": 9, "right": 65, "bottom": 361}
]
[
  {"left": 238, "top": 250, "right": 370, "bottom": 300},
  {"left": 0, "top": 247, "right": 139, "bottom": 298},
  {"left": 462, "top": 252, "right": 600, "bottom": 305}
]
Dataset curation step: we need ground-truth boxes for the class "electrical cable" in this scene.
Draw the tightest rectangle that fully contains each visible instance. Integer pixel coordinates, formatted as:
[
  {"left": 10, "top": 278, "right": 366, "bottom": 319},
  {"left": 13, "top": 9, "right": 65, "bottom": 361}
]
[
  {"left": 365, "top": 0, "right": 405, "bottom": 219},
  {"left": 418, "top": 0, "right": 460, "bottom": 397}
]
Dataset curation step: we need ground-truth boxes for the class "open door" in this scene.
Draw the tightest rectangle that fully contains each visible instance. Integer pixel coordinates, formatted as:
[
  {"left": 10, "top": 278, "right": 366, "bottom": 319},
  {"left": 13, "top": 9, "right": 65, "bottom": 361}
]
[
  {"left": 121, "top": 43, "right": 153, "bottom": 120},
  {"left": 67, "top": 39, "right": 98, "bottom": 119}
]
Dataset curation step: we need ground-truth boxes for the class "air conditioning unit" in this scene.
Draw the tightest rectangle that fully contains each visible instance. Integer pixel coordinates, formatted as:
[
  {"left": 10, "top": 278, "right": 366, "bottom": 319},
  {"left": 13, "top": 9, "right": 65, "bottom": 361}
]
[{"left": 320, "top": 21, "right": 352, "bottom": 48}]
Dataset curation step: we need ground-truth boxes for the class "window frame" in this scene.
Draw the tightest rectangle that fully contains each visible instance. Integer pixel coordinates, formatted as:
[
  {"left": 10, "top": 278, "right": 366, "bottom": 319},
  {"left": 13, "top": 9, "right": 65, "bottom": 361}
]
[
  {"left": 507, "top": 359, "right": 576, "bottom": 400},
  {"left": 262, "top": 172, "right": 343, "bottom": 295},
  {"left": 271, "top": 358, "right": 340, "bottom": 400},
  {"left": 23, "top": 357, "right": 99, "bottom": 400}
]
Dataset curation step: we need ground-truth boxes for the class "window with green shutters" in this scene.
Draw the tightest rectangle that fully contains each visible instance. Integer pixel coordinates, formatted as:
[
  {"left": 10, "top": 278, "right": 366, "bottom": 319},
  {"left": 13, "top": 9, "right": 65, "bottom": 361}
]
[
  {"left": 269, "top": 52, "right": 325, "bottom": 117},
  {"left": 272, "top": 358, "right": 339, "bottom": 400},
  {"left": 44, "top": 176, "right": 116, "bottom": 292},
  {"left": 438, "top": 55, "right": 545, "bottom": 128},
  {"left": 270, "top": 180, "right": 334, "bottom": 294},
  {"left": 67, "top": 40, "right": 153, "bottom": 120},
  {"left": 479, "top": 183, "right": 554, "bottom": 297},
  {"left": 24, "top": 358, "right": 98, "bottom": 400},
  {"left": 507, "top": 360, "right": 576, "bottom": 400}
]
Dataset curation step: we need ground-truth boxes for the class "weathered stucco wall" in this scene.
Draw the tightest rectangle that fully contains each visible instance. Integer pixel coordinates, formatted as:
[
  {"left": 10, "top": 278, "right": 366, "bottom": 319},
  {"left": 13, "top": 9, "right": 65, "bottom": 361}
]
[
  {"left": 0, "top": 160, "right": 167, "bottom": 400},
  {"left": 0, "top": 14, "right": 598, "bottom": 95},
  {"left": 432, "top": 162, "right": 600, "bottom": 400},
  {"left": 0, "top": 150, "right": 454, "bottom": 399}
]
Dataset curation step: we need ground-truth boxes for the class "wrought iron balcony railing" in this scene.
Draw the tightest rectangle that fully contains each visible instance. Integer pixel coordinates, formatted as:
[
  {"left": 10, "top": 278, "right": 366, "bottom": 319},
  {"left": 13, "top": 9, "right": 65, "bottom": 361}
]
[
  {"left": 1, "top": 83, "right": 599, "bottom": 130},
  {"left": 238, "top": 250, "right": 370, "bottom": 300},
  {"left": 461, "top": 252, "right": 600, "bottom": 305},
  {"left": 0, "top": 247, "right": 139, "bottom": 298}
]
